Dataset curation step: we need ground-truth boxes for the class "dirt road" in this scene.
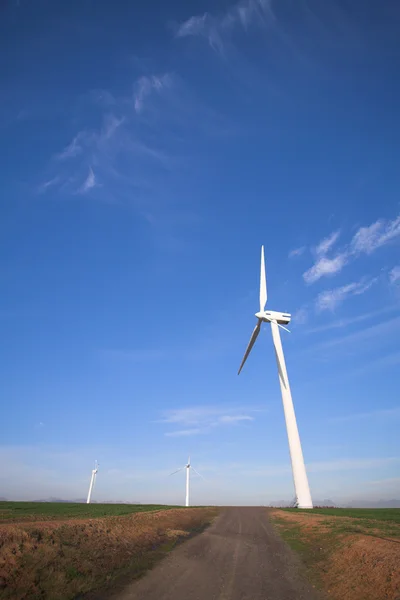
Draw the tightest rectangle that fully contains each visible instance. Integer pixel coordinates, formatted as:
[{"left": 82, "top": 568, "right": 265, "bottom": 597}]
[{"left": 109, "top": 507, "right": 322, "bottom": 600}]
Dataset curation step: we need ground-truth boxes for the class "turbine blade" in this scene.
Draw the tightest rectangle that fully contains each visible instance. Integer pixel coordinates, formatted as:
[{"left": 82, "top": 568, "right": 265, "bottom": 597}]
[
  {"left": 238, "top": 319, "right": 262, "bottom": 375},
  {"left": 264, "top": 316, "right": 291, "bottom": 334},
  {"left": 191, "top": 467, "right": 205, "bottom": 480},
  {"left": 260, "top": 245, "right": 267, "bottom": 311},
  {"left": 169, "top": 467, "right": 184, "bottom": 476},
  {"left": 270, "top": 322, "right": 288, "bottom": 390}
]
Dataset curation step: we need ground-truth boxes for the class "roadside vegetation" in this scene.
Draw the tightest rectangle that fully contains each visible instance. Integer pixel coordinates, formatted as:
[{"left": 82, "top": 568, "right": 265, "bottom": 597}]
[
  {"left": 271, "top": 507, "right": 400, "bottom": 600},
  {"left": 0, "top": 504, "right": 218, "bottom": 600}
]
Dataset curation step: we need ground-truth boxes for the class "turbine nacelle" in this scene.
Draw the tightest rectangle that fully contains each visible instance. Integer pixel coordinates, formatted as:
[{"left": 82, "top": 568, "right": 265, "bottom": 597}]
[{"left": 255, "top": 310, "right": 291, "bottom": 325}]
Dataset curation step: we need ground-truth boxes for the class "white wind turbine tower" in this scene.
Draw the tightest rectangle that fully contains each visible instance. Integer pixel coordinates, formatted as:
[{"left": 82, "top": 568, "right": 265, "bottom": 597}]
[
  {"left": 238, "top": 246, "right": 313, "bottom": 509},
  {"left": 86, "top": 461, "right": 98, "bottom": 504},
  {"left": 169, "top": 457, "right": 203, "bottom": 507}
]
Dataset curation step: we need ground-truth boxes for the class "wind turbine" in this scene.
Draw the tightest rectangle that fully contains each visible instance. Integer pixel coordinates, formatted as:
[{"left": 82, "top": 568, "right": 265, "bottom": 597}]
[
  {"left": 238, "top": 246, "right": 313, "bottom": 509},
  {"left": 86, "top": 461, "right": 98, "bottom": 504},
  {"left": 169, "top": 457, "right": 203, "bottom": 507}
]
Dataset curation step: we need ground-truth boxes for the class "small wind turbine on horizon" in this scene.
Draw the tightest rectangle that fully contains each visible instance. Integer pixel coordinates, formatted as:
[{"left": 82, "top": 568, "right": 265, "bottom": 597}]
[
  {"left": 238, "top": 246, "right": 313, "bottom": 509},
  {"left": 169, "top": 457, "right": 203, "bottom": 507},
  {"left": 86, "top": 461, "right": 98, "bottom": 504}
]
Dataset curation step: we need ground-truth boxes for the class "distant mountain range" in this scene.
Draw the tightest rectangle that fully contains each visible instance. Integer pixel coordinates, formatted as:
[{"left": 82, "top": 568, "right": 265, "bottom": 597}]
[
  {"left": 0, "top": 497, "right": 136, "bottom": 504},
  {"left": 268, "top": 499, "right": 336, "bottom": 507},
  {"left": 344, "top": 499, "right": 400, "bottom": 508}
]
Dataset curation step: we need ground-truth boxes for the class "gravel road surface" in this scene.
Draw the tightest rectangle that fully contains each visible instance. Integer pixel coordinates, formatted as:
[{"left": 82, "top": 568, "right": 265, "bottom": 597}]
[{"left": 109, "top": 507, "right": 322, "bottom": 600}]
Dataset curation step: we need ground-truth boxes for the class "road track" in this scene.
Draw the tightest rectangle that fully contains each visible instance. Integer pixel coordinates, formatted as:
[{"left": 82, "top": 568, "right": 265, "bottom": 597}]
[{"left": 109, "top": 507, "right": 322, "bottom": 600}]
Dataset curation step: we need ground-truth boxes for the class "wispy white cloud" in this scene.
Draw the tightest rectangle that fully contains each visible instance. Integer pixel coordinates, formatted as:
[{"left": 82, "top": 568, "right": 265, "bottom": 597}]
[
  {"left": 134, "top": 74, "right": 172, "bottom": 114},
  {"left": 79, "top": 167, "right": 96, "bottom": 193},
  {"left": 40, "top": 72, "right": 227, "bottom": 248},
  {"left": 57, "top": 116, "right": 125, "bottom": 164},
  {"left": 288, "top": 246, "right": 306, "bottom": 259},
  {"left": 304, "top": 215, "right": 400, "bottom": 283},
  {"left": 165, "top": 427, "right": 208, "bottom": 438},
  {"left": 37, "top": 176, "right": 60, "bottom": 194},
  {"left": 176, "top": 0, "right": 274, "bottom": 53},
  {"left": 176, "top": 14, "right": 209, "bottom": 38},
  {"left": 303, "top": 254, "right": 348, "bottom": 284},
  {"left": 219, "top": 415, "right": 254, "bottom": 423},
  {"left": 57, "top": 133, "right": 84, "bottom": 160},
  {"left": 351, "top": 216, "right": 400, "bottom": 255},
  {"left": 315, "top": 230, "right": 341, "bottom": 256},
  {"left": 315, "top": 277, "right": 377, "bottom": 312},
  {"left": 176, "top": 14, "right": 224, "bottom": 53},
  {"left": 161, "top": 406, "right": 223, "bottom": 426},
  {"left": 292, "top": 307, "right": 308, "bottom": 325},
  {"left": 161, "top": 405, "right": 258, "bottom": 436},
  {"left": 41, "top": 92, "right": 171, "bottom": 200},
  {"left": 389, "top": 265, "right": 400, "bottom": 285}
]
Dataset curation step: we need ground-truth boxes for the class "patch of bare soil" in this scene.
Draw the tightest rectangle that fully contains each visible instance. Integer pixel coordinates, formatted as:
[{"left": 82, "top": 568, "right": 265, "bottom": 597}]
[
  {"left": 326, "top": 535, "right": 400, "bottom": 600},
  {"left": 272, "top": 510, "right": 332, "bottom": 533}
]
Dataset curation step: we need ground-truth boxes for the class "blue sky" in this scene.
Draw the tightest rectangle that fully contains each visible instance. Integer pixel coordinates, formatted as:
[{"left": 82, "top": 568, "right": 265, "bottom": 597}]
[{"left": 1, "top": 0, "right": 400, "bottom": 506}]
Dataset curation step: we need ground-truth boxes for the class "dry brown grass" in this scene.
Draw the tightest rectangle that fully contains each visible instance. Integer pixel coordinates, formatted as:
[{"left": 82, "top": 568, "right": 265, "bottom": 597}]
[
  {"left": 271, "top": 509, "right": 400, "bottom": 600},
  {"left": 0, "top": 507, "right": 218, "bottom": 600}
]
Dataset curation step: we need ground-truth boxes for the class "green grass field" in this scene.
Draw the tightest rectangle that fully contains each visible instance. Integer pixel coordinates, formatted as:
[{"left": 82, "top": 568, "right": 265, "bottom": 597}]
[
  {"left": 0, "top": 501, "right": 178, "bottom": 522},
  {"left": 283, "top": 507, "right": 400, "bottom": 523}
]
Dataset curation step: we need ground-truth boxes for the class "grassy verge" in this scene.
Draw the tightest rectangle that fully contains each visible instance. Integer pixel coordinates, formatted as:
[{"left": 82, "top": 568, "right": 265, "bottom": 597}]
[
  {"left": 271, "top": 513, "right": 337, "bottom": 591},
  {"left": 0, "top": 507, "right": 218, "bottom": 600},
  {"left": 270, "top": 508, "right": 400, "bottom": 600}
]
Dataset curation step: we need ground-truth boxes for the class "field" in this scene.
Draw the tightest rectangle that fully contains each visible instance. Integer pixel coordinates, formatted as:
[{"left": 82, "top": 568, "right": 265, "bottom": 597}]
[
  {"left": 0, "top": 501, "right": 177, "bottom": 522},
  {"left": 285, "top": 507, "right": 400, "bottom": 522},
  {"left": 271, "top": 507, "right": 400, "bottom": 600},
  {"left": 0, "top": 502, "right": 218, "bottom": 600}
]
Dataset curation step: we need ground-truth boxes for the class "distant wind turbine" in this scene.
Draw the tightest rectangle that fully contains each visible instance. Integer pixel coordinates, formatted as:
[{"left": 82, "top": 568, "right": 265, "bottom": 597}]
[
  {"left": 169, "top": 457, "right": 203, "bottom": 507},
  {"left": 238, "top": 246, "right": 313, "bottom": 509},
  {"left": 86, "top": 461, "right": 98, "bottom": 504}
]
